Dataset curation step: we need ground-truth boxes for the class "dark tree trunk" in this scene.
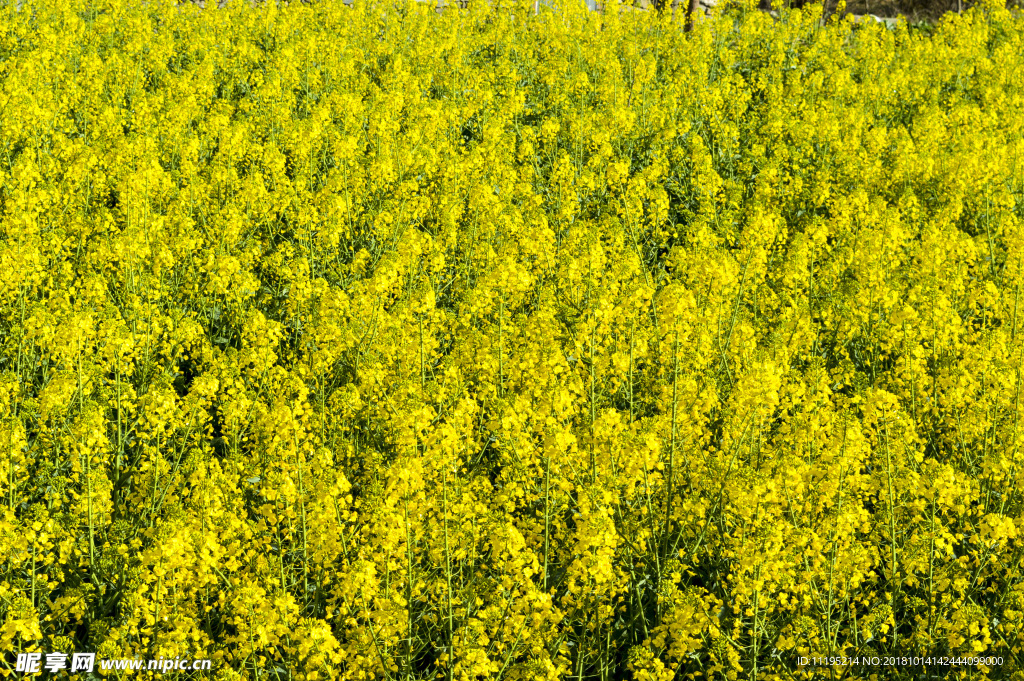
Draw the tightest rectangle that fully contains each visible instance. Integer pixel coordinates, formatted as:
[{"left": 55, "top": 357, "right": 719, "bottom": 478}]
[{"left": 685, "top": 0, "right": 699, "bottom": 29}]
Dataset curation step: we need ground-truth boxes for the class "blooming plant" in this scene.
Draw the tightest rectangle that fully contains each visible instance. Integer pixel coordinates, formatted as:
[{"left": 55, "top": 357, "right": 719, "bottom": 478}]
[{"left": 1, "top": 0, "right": 1023, "bottom": 678}]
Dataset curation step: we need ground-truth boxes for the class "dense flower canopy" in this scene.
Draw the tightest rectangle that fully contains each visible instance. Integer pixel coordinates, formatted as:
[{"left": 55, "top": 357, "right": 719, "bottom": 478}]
[{"left": 1, "top": 0, "right": 1023, "bottom": 678}]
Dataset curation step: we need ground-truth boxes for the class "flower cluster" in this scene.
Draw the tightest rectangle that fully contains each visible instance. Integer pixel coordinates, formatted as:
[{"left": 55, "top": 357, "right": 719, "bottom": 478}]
[{"left": 1, "top": 0, "right": 1023, "bottom": 679}]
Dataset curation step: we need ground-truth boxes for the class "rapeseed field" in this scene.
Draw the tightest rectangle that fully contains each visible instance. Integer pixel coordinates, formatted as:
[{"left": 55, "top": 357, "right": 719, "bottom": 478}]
[{"left": 1, "top": 0, "right": 1023, "bottom": 678}]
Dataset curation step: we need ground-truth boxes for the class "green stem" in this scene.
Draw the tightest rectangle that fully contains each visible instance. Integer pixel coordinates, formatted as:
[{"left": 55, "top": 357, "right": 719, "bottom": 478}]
[
  {"left": 661, "top": 329, "right": 680, "bottom": 572},
  {"left": 442, "top": 466, "right": 455, "bottom": 681}
]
